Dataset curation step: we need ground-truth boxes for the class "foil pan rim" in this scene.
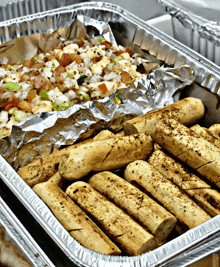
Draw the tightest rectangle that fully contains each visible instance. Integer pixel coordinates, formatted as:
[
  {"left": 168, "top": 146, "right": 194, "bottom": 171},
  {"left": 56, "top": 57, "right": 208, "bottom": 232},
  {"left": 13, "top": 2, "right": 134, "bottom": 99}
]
[
  {"left": 156, "top": 0, "right": 220, "bottom": 42},
  {"left": 0, "top": 195, "right": 55, "bottom": 267}
]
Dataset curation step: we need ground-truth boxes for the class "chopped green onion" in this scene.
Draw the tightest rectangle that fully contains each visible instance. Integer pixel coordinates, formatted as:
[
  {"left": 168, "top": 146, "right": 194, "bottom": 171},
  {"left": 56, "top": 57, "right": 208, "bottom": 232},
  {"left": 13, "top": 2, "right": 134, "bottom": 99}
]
[
  {"left": 67, "top": 72, "right": 73, "bottom": 78},
  {"left": 77, "top": 90, "right": 90, "bottom": 100},
  {"left": 14, "top": 110, "right": 28, "bottom": 121},
  {"left": 51, "top": 102, "right": 58, "bottom": 110},
  {"left": 97, "top": 37, "right": 105, "bottom": 43},
  {"left": 39, "top": 89, "right": 49, "bottom": 100},
  {"left": 57, "top": 101, "right": 71, "bottom": 111},
  {"left": 16, "top": 61, "right": 21, "bottom": 65},
  {"left": 4, "top": 82, "right": 20, "bottom": 92},
  {"left": 111, "top": 56, "right": 123, "bottom": 64},
  {"left": 0, "top": 135, "right": 4, "bottom": 138},
  {"left": 6, "top": 65, "right": 16, "bottom": 71},
  {"left": 77, "top": 75, "right": 87, "bottom": 86},
  {"left": 51, "top": 101, "right": 71, "bottom": 111},
  {"left": 34, "top": 57, "right": 38, "bottom": 61}
]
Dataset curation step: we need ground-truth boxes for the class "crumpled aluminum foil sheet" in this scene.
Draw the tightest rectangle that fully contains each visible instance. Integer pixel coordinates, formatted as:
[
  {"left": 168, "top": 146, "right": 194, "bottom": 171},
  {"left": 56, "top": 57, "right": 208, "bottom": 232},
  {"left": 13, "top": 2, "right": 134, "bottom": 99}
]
[
  {"left": 156, "top": 0, "right": 220, "bottom": 65},
  {"left": 0, "top": 196, "right": 54, "bottom": 267},
  {"left": 0, "top": 14, "right": 195, "bottom": 169},
  {"left": 1, "top": 2, "right": 220, "bottom": 267}
]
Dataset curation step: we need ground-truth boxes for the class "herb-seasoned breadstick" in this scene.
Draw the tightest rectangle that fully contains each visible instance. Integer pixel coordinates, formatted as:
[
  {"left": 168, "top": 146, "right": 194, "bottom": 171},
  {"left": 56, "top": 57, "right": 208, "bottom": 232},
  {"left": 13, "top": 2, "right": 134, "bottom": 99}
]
[
  {"left": 66, "top": 181, "right": 158, "bottom": 256},
  {"left": 89, "top": 171, "right": 177, "bottom": 242},
  {"left": 149, "top": 149, "right": 220, "bottom": 217},
  {"left": 124, "top": 97, "right": 205, "bottom": 136},
  {"left": 191, "top": 124, "right": 220, "bottom": 149},
  {"left": 153, "top": 119, "right": 220, "bottom": 188},
  {"left": 209, "top": 124, "right": 220, "bottom": 140},
  {"left": 59, "top": 133, "right": 153, "bottom": 180},
  {"left": 18, "top": 130, "right": 116, "bottom": 187},
  {"left": 33, "top": 182, "right": 121, "bottom": 255},
  {"left": 124, "top": 160, "right": 211, "bottom": 230}
]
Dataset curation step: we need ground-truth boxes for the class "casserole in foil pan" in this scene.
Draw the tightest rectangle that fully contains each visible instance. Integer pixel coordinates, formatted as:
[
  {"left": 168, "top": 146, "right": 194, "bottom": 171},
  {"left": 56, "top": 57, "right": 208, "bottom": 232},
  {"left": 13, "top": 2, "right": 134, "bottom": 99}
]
[
  {"left": 0, "top": 195, "right": 54, "bottom": 267},
  {"left": 156, "top": 0, "right": 220, "bottom": 65},
  {"left": 1, "top": 2, "right": 220, "bottom": 267}
]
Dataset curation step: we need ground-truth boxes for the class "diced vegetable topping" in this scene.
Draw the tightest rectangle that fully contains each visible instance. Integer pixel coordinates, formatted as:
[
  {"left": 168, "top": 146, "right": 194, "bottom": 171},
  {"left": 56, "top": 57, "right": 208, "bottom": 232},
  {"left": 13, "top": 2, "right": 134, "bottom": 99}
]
[
  {"left": 67, "top": 72, "right": 73, "bottom": 78},
  {"left": 114, "top": 90, "right": 121, "bottom": 105},
  {"left": 77, "top": 90, "right": 90, "bottom": 100},
  {"left": 4, "top": 82, "right": 20, "bottom": 92},
  {"left": 111, "top": 56, "right": 123, "bottom": 63},
  {"left": 0, "top": 36, "right": 153, "bottom": 137},
  {"left": 14, "top": 110, "right": 28, "bottom": 121},
  {"left": 98, "top": 83, "right": 108, "bottom": 93},
  {"left": 97, "top": 37, "right": 105, "bottom": 43},
  {"left": 6, "top": 65, "right": 16, "bottom": 71},
  {"left": 51, "top": 101, "right": 71, "bottom": 111},
  {"left": 39, "top": 89, "right": 49, "bottom": 100}
]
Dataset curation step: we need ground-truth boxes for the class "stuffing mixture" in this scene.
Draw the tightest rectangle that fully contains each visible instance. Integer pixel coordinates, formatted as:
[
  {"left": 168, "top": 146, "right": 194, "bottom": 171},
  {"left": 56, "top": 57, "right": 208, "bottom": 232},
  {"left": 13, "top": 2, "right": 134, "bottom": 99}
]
[{"left": 0, "top": 37, "right": 158, "bottom": 137}]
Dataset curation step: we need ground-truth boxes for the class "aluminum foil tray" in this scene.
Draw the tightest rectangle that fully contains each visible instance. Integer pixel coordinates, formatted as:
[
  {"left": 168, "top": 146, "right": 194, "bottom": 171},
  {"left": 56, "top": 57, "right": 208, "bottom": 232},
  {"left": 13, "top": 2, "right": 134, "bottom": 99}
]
[
  {"left": 1, "top": 2, "right": 220, "bottom": 267},
  {"left": 156, "top": 0, "right": 220, "bottom": 66},
  {"left": 0, "top": 0, "right": 90, "bottom": 21},
  {"left": 0, "top": 196, "right": 54, "bottom": 267}
]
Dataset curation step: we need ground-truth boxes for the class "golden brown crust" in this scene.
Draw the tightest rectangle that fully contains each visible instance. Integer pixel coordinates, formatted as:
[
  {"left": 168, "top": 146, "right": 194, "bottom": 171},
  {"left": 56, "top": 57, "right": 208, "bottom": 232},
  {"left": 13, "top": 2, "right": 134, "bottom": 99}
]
[
  {"left": 124, "top": 97, "right": 205, "bottom": 136},
  {"left": 47, "top": 172, "right": 63, "bottom": 188},
  {"left": 59, "top": 133, "right": 153, "bottom": 180}
]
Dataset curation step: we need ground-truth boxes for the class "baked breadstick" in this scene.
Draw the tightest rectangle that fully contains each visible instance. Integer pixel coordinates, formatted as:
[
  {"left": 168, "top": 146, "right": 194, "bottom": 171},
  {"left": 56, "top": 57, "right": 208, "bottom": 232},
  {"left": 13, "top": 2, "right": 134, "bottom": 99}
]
[
  {"left": 33, "top": 182, "right": 121, "bottom": 255},
  {"left": 17, "top": 130, "right": 116, "bottom": 187},
  {"left": 17, "top": 138, "right": 93, "bottom": 187},
  {"left": 93, "top": 130, "right": 115, "bottom": 140},
  {"left": 191, "top": 125, "right": 220, "bottom": 149},
  {"left": 66, "top": 181, "right": 158, "bottom": 256},
  {"left": 124, "top": 160, "right": 211, "bottom": 230},
  {"left": 47, "top": 172, "right": 63, "bottom": 187},
  {"left": 59, "top": 133, "right": 153, "bottom": 180},
  {"left": 89, "top": 171, "right": 177, "bottom": 242},
  {"left": 124, "top": 97, "right": 204, "bottom": 136},
  {"left": 149, "top": 150, "right": 220, "bottom": 217},
  {"left": 153, "top": 119, "right": 220, "bottom": 188},
  {"left": 209, "top": 124, "right": 220, "bottom": 139}
]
